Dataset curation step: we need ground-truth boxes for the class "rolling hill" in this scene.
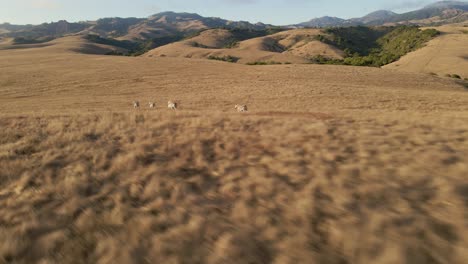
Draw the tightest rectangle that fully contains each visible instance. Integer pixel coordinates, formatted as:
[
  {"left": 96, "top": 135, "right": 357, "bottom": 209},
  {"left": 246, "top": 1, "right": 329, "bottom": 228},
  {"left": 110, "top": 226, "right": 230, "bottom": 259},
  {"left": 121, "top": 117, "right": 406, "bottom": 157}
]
[
  {"left": 143, "top": 28, "right": 344, "bottom": 64},
  {"left": 383, "top": 25, "right": 468, "bottom": 78},
  {"left": 143, "top": 25, "right": 441, "bottom": 66},
  {"left": 0, "top": 35, "right": 128, "bottom": 55}
]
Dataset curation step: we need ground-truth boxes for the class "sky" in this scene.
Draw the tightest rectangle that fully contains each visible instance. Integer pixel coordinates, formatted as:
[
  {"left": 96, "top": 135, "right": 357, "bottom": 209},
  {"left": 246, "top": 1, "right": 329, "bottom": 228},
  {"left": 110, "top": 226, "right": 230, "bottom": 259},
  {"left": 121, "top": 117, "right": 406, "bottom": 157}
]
[{"left": 0, "top": 0, "right": 441, "bottom": 25}]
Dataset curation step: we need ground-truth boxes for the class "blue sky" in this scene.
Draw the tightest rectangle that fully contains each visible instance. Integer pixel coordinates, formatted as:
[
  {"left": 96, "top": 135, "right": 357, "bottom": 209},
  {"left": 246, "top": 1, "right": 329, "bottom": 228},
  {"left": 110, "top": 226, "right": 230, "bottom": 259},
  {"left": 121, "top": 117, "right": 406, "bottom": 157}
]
[{"left": 1, "top": 0, "right": 439, "bottom": 25}]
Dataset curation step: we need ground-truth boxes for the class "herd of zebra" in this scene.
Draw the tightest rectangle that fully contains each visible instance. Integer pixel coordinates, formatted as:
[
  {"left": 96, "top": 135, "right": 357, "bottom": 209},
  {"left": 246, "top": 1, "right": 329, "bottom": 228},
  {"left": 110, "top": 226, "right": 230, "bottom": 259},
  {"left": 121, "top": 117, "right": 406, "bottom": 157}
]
[{"left": 132, "top": 101, "right": 248, "bottom": 112}]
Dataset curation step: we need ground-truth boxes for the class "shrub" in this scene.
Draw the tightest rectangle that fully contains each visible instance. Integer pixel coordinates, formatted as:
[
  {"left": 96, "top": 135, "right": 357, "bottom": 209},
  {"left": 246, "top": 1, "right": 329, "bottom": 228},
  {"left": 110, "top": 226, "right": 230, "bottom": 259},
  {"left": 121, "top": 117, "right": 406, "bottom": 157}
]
[
  {"left": 429, "top": 72, "right": 438, "bottom": 76},
  {"left": 207, "top": 55, "right": 239, "bottom": 63},
  {"left": 246, "top": 61, "right": 283, "bottom": 65},
  {"left": 190, "top": 42, "right": 210, "bottom": 48},
  {"left": 13, "top": 36, "right": 55, "bottom": 45},
  {"left": 310, "top": 55, "right": 344, "bottom": 65},
  {"left": 451, "top": 74, "right": 462, "bottom": 79},
  {"left": 223, "top": 40, "right": 240, "bottom": 49},
  {"left": 105, "top": 51, "right": 126, "bottom": 56},
  {"left": 85, "top": 34, "right": 140, "bottom": 55},
  {"left": 247, "top": 61, "right": 267, "bottom": 65}
]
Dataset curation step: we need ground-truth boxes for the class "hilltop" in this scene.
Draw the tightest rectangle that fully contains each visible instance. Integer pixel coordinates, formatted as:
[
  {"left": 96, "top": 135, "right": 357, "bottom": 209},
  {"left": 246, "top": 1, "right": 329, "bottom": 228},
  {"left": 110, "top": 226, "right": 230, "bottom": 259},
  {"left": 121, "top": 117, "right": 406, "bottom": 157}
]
[{"left": 143, "top": 28, "right": 344, "bottom": 64}]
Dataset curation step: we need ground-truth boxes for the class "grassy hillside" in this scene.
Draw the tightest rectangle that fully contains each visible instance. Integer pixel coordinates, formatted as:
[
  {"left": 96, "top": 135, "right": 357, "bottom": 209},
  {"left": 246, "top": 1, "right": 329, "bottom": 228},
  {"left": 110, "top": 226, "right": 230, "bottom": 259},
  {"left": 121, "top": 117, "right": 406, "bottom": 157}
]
[
  {"left": 88, "top": 27, "right": 285, "bottom": 56},
  {"left": 185, "top": 27, "right": 285, "bottom": 49},
  {"left": 12, "top": 36, "right": 56, "bottom": 45},
  {"left": 316, "top": 26, "right": 440, "bottom": 66},
  {"left": 84, "top": 34, "right": 185, "bottom": 56},
  {"left": 317, "top": 26, "right": 392, "bottom": 56},
  {"left": 382, "top": 25, "right": 468, "bottom": 78}
]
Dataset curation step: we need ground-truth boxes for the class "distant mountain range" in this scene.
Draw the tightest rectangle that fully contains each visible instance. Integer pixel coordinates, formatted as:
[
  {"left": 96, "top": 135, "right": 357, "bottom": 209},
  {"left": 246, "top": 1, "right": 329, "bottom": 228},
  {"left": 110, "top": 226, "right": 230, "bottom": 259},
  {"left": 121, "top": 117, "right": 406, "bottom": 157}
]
[
  {"left": 0, "top": 1, "right": 466, "bottom": 49},
  {"left": 295, "top": 1, "right": 468, "bottom": 27},
  {"left": 0, "top": 11, "right": 272, "bottom": 41}
]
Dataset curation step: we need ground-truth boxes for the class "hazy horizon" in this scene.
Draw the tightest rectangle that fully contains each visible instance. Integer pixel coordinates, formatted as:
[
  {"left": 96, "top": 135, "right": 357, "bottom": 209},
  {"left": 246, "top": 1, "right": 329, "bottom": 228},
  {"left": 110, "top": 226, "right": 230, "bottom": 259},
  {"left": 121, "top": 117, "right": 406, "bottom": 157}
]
[{"left": 0, "top": 0, "right": 449, "bottom": 25}]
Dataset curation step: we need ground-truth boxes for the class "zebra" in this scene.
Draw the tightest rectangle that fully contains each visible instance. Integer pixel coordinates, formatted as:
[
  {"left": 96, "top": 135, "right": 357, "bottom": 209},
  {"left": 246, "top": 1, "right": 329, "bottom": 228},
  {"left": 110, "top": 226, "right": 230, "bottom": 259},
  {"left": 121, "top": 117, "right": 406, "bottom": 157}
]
[
  {"left": 168, "top": 101, "right": 177, "bottom": 110},
  {"left": 235, "top": 104, "right": 248, "bottom": 112}
]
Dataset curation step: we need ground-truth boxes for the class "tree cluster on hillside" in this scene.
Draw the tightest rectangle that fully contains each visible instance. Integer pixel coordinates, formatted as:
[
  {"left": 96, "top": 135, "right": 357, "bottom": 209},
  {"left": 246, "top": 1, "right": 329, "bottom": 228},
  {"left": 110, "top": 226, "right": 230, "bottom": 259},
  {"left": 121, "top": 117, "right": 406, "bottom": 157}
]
[{"left": 315, "top": 26, "right": 440, "bottom": 67}]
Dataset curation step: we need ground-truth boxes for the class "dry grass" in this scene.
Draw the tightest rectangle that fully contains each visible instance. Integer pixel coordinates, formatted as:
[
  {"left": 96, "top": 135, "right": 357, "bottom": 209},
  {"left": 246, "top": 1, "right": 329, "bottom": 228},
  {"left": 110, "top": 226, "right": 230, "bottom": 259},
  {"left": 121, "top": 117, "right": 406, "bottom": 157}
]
[
  {"left": 1, "top": 112, "right": 467, "bottom": 264},
  {"left": 0, "top": 41, "right": 468, "bottom": 263}
]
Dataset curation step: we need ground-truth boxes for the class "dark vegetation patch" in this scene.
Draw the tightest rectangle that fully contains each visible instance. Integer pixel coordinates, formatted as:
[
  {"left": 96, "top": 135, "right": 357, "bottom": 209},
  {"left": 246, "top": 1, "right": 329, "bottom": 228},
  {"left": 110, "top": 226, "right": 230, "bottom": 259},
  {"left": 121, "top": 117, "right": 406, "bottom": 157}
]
[
  {"left": 316, "top": 26, "right": 391, "bottom": 56},
  {"left": 133, "top": 33, "right": 186, "bottom": 56},
  {"left": 207, "top": 55, "right": 240, "bottom": 63},
  {"left": 314, "top": 25, "right": 439, "bottom": 67},
  {"left": 12, "top": 36, "right": 56, "bottom": 45},
  {"left": 85, "top": 34, "right": 183, "bottom": 56},
  {"left": 309, "top": 55, "right": 344, "bottom": 65},
  {"left": 445, "top": 74, "right": 462, "bottom": 79},
  {"left": 85, "top": 34, "right": 185, "bottom": 56},
  {"left": 190, "top": 41, "right": 211, "bottom": 48},
  {"left": 459, "top": 81, "right": 468, "bottom": 90},
  {"left": 246, "top": 61, "right": 284, "bottom": 65},
  {"left": 84, "top": 34, "right": 139, "bottom": 50}
]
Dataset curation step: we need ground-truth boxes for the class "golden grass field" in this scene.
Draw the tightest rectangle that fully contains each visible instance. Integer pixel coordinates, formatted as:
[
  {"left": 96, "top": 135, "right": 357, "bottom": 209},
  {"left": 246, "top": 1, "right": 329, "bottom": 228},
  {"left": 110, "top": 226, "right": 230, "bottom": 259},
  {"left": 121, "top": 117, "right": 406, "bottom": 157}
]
[{"left": 1, "top": 34, "right": 468, "bottom": 264}]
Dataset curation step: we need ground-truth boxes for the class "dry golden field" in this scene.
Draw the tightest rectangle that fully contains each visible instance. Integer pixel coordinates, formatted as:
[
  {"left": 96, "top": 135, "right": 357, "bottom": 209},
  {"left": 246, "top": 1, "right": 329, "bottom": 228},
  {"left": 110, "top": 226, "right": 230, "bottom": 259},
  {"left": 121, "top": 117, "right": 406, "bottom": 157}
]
[{"left": 0, "top": 39, "right": 468, "bottom": 264}]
